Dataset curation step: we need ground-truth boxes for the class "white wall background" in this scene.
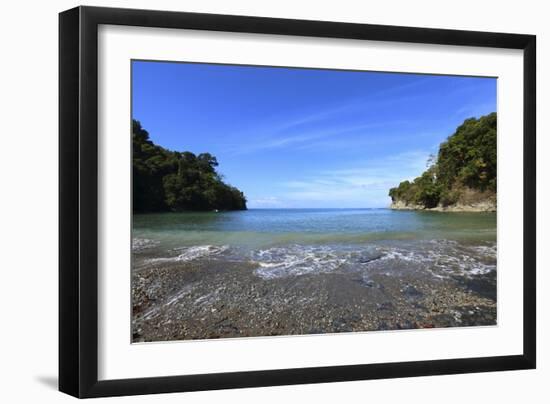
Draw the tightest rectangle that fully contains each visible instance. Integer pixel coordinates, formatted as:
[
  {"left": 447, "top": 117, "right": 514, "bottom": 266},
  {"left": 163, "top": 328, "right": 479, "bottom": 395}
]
[{"left": 0, "top": 0, "right": 546, "bottom": 402}]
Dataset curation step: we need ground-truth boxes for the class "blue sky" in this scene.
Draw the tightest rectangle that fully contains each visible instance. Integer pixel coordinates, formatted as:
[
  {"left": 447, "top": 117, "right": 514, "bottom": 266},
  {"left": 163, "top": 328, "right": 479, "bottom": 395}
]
[{"left": 132, "top": 61, "right": 496, "bottom": 208}]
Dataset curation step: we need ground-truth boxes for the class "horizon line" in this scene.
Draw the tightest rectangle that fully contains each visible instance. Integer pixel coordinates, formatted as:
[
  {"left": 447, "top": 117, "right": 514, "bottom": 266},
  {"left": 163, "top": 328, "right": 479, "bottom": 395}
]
[{"left": 246, "top": 207, "right": 389, "bottom": 210}]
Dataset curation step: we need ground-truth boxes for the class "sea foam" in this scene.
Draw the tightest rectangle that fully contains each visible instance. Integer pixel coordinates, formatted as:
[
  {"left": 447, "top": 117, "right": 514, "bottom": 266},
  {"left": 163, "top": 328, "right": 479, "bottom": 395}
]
[
  {"left": 132, "top": 238, "right": 160, "bottom": 252},
  {"left": 378, "top": 240, "right": 496, "bottom": 277},
  {"left": 147, "top": 245, "right": 229, "bottom": 264},
  {"left": 250, "top": 240, "right": 496, "bottom": 280},
  {"left": 251, "top": 244, "right": 381, "bottom": 279}
]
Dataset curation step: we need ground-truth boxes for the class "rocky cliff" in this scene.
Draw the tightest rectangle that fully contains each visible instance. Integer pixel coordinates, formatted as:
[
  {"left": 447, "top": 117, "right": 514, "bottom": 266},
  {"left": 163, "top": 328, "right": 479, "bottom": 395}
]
[{"left": 389, "top": 113, "right": 497, "bottom": 213}]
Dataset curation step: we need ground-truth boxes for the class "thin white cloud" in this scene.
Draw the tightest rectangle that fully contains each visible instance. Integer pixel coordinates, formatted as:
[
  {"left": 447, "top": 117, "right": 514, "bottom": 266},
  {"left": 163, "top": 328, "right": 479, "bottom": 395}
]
[
  {"left": 453, "top": 101, "right": 496, "bottom": 120},
  {"left": 248, "top": 196, "right": 286, "bottom": 208},
  {"left": 227, "top": 121, "right": 391, "bottom": 156},
  {"left": 223, "top": 78, "right": 430, "bottom": 156},
  {"left": 270, "top": 76, "right": 431, "bottom": 133},
  {"left": 276, "top": 150, "right": 431, "bottom": 208}
]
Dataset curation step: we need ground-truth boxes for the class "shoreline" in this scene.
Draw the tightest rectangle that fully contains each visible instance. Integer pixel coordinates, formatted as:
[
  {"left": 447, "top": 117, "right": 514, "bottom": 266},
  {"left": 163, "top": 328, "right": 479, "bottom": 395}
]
[
  {"left": 390, "top": 200, "right": 496, "bottom": 213},
  {"left": 132, "top": 260, "right": 496, "bottom": 342},
  {"left": 132, "top": 239, "right": 497, "bottom": 342}
]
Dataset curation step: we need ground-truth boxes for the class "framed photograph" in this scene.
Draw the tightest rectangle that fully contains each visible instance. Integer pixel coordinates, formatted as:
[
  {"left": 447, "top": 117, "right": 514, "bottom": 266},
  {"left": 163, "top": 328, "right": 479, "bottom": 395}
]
[{"left": 59, "top": 6, "right": 536, "bottom": 398}]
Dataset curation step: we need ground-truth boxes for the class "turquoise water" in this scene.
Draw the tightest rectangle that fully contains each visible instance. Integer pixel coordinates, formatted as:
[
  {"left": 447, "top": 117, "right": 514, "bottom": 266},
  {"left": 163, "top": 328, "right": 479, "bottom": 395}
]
[
  {"left": 133, "top": 208, "right": 495, "bottom": 247},
  {"left": 133, "top": 209, "right": 496, "bottom": 280}
]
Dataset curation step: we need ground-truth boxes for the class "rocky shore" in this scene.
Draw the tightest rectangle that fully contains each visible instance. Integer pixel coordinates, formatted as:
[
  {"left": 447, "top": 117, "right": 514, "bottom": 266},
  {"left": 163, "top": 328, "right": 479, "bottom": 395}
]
[
  {"left": 132, "top": 252, "right": 496, "bottom": 342},
  {"left": 390, "top": 198, "right": 496, "bottom": 212}
]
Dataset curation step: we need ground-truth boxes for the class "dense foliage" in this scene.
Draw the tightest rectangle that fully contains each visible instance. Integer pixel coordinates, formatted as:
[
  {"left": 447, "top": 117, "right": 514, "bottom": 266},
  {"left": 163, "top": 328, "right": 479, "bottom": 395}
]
[
  {"left": 133, "top": 120, "right": 247, "bottom": 212},
  {"left": 389, "top": 112, "right": 496, "bottom": 208}
]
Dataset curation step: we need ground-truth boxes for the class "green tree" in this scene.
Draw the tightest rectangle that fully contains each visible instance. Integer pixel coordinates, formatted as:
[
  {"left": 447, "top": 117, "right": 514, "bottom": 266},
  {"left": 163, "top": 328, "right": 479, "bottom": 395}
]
[
  {"left": 132, "top": 120, "right": 247, "bottom": 213},
  {"left": 388, "top": 112, "right": 496, "bottom": 209}
]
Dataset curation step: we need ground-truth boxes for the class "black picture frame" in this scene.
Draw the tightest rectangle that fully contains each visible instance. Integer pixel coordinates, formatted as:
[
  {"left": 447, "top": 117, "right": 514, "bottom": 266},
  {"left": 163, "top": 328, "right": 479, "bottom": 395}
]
[{"left": 59, "top": 5, "right": 536, "bottom": 398}]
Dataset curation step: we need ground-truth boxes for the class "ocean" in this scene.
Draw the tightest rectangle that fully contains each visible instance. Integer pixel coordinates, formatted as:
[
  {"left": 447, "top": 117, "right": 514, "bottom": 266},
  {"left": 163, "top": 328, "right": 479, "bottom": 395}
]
[
  {"left": 132, "top": 208, "right": 497, "bottom": 341},
  {"left": 133, "top": 208, "right": 496, "bottom": 278}
]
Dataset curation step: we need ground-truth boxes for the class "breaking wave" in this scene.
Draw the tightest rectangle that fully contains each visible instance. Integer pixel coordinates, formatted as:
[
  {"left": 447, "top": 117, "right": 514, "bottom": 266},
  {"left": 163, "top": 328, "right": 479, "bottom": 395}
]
[
  {"left": 147, "top": 245, "right": 229, "bottom": 264},
  {"left": 249, "top": 240, "right": 496, "bottom": 280},
  {"left": 251, "top": 244, "right": 383, "bottom": 279},
  {"left": 378, "top": 240, "right": 496, "bottom": 276},
  {"left": 136, "top": 237, "right": 496, "bottom": 281},
  {"left": 132, "top": 238, "right": 160, "bottom": 252}
]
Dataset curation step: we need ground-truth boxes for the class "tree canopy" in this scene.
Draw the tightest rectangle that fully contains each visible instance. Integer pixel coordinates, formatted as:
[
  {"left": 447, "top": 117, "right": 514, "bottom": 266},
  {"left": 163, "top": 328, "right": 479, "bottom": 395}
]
[
  {"left": 133, "top": 120, "right": 247, "bottom": 212},
  {"left": 389, "top": 112, "right": 496, "bottom": 208}
]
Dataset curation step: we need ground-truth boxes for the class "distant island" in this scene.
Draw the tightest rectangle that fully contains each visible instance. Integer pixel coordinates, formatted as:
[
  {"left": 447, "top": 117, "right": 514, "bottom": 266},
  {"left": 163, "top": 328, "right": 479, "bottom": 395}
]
[
  {"left": 133, "top": 120, "right": 247, "bottom": 213},
  {"left": 389, "top": 113, "right": 496, "bottom": 212}
]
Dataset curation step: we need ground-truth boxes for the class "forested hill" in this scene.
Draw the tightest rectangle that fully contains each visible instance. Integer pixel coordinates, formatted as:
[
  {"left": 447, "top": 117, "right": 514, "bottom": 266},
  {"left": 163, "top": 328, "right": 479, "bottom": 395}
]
[
  {"left": 389, "top": 113, "right": 497, "bottom": 211},
  {"left": 133, "top": 120, "right": 247, "bottom": 213}
]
